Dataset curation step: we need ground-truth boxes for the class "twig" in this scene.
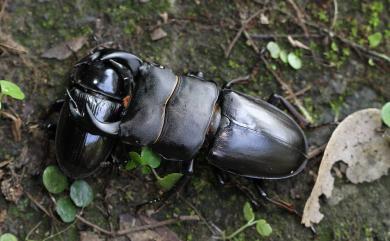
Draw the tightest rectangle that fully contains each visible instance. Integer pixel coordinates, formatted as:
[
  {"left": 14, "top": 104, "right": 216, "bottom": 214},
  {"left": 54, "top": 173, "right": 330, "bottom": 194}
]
[
  {"left": 25, "top": 221, "right": 42, "bottom": 241},
  {"left": 308, "top": 143, "right": 327, "bottom": 159},
  {"left": 179, "top": 195, "right": 222, "bottom": 235},
  {"left": 75, "top": 215, "right": 114, "bottom": 236},
  {"left": 285, "top": 85, "right": 311, "bottom": 100},
  {"left": 250, "top": 33, "right": 324, "bottom": 40},
  {"left": 116, "top": 215, "right": 200, "bottom": 236},
  {"left": 25, "top": 192, "right": 53, "bottom": 218},
  {"left": 260, "top": 55, "right": 314, "bottom": 123},
  {"left": 286, "top": 0, "right": 309, "bottom": 38},
  {"left": 75, "top": 214, "right": 200, "bottom": 236},
  {"left": 0, "top": 0, "right": 7, "bottom": 22},
  {"left": 331, "top": 0, "right": 338, "bottom": 30},
  {"left": 276, "top": 8, "right": 390, "bottom": 63},
  {"left": 225, "top": 9, "right": 263, "bottom": 57}
]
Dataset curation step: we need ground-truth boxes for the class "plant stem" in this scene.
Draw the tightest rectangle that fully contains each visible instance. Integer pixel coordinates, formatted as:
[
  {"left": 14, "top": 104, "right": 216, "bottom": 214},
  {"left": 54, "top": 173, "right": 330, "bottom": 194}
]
[
  {"left": 0, "top": 93, "right": 3, "bottom": 110},
  {"left": 151, "top": 167, "right": 162, "bottom": 180},
  {"left": 224, "top": 221, "right": 256, "bottom": 240}
]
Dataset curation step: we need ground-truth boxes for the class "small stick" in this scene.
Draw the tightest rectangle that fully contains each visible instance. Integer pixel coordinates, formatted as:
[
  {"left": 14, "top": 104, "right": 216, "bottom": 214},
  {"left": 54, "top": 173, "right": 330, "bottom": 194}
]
[
  {"left": 25, "top": 192, "right": 53, "bottom": 218},
  {"left": 260, "top": 55, "right": 314, "bottom": 123},
  {"left": 331, "top": 0, "right": 338, "bottom": 30},
  {"left": 225, "top": 9, "right": 263, "bottom": 57},
  {"left": 0, "top": 0, "right": 7, "bottom": 21},
  {"left": 250, "top": 33, "right": 324, "bottom": 40},
  {"left": 75, "top": 214, "right": 199, "bottom": 237},
  {"left": 276, "top": 8, "right": 390, "bottom": 63},
  {"left": 286, "top": 0, "right": 309, "bottom": 38},
  {"left": 179, "top": 195, "right": 222, "bottom": 235},
  {"left": 308, "top": 143, "right": 328, "bottom": 159},
  {"left": 75, "top": 215, "right": 114, "bottom": 236},
  {"left": 285, "top": 85, "right": 311, "bottom": 100},
  {"left": 116, "top": 215, "right": 200, "bottom": 236}
]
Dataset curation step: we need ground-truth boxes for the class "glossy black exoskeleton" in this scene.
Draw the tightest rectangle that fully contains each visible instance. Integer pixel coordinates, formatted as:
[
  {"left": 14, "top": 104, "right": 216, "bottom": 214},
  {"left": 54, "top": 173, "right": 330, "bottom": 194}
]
[
  {"left": 54, "top": 49, "right": 142, "bottom": 178},
  {"left": 52, "top": 48, "right": 308, "bottom": 213}
]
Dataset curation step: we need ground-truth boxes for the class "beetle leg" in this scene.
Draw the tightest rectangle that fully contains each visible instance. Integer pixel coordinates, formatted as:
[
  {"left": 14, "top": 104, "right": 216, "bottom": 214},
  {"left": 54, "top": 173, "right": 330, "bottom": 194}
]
[
  {"left": 267, "top": 93, "right": 310, "bottom": 128},
  {"left": 136, "top": 159, "right": 194, "bottom": 213},
  {"left": 41, "top": 99, "right": 66, "bottom": 139},
  {"left": 254, "top": 180, "right": 301, "bottom": 217},
  {"left": 212, "top": 167, "right": 230, "bottom": 186}
]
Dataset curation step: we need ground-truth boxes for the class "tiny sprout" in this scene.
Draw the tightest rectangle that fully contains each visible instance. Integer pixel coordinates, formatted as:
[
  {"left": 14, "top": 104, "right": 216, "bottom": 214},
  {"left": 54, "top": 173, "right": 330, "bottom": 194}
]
[{"left": 0, "top": 80, "right": 25, "bottom": 109}]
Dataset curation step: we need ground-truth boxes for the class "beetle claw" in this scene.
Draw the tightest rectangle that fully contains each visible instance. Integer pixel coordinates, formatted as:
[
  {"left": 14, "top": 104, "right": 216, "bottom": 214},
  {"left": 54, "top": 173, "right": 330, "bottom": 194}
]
[{"left": 85, "top": 104, "right": 120, "bottom": 136}]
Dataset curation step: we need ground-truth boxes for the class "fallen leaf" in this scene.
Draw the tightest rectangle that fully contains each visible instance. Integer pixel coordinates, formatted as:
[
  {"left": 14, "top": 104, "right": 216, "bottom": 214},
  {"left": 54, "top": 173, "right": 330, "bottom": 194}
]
[
  {"left": 287, "top": 35, "right": 310, "bottom": 50},
  {"left": 119, "top": 214, "right": 182, "bottom": 241},
  {"left": 41, "top": 37, "right": 87, "bottom": 60},
  {"left": 80, "top": 232, "right": 104, "bottom": 241},
  {"left": 159, "top": 12, "right": 169, "bottom": 23},
  {"left": 0, "top": 33, "right": 28, "bottom": 54},
  {"left": 302, "top": 109, "right": 390, "bottom": 227},
  {"left": 150, "top": 28, "right": 167, "bottom": 41},
  {"left": 0, "top": 209, "right": 7, "bottom": 223},
  {"left": 260, "top": 13, "right": 269, "bottom": 24},
  {"left": 1, "top": 178, "right": 23, "bottom": 203}
]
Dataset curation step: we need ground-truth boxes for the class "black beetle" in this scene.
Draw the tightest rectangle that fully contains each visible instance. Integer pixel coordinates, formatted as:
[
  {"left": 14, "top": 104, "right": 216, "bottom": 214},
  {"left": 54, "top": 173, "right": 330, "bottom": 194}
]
[{"left": 51, "top": 48, "right": 308, "bottom": 211}]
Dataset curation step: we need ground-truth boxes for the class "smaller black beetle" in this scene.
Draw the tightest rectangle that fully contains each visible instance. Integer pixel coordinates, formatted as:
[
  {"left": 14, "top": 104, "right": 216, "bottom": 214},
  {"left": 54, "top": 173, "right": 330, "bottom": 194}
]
[{"left": 51, "top": 48, "right": 308, "bottom": 211}]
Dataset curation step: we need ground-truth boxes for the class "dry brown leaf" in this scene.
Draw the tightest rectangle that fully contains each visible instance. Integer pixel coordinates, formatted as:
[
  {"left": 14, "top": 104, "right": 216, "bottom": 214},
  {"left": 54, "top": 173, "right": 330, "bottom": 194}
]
[
  {"left": 1, "top": 111, "right": 22, "bottom": 142},
  {"left": 302, "top": 108, "right": 390, "bottom": 227},
  {"left": 41, "top": 37, "right": 87, "bottom": 60},
  {"left": 151, "top": 28, "right": 167, "bottom": 41},
  {"left": 260, "top": 13, "right": 269, "bottom": 24},
  {"left": 0, "top": 209, "right": 6, "bottom": 223},
  {"left": 0, "top": 33, "right": 28, "bottom": 54},
  {"left": 287, "top": 35, "right": 310, "bottom": 50},
  {"left": 120, "top": 214, "right": 182, "bottom": 241},
  {"left": 159, "top": 12, "right": 169, "bottom": 23},
  {"left": 1, "top": 178, "right": 23, "bottom": 203}
]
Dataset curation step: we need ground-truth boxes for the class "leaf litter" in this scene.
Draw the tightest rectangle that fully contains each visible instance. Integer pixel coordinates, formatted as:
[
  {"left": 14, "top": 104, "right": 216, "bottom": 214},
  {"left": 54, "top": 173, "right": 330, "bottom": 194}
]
[{"left": 302, "top": 108, "right": 390, "bottom": 227}]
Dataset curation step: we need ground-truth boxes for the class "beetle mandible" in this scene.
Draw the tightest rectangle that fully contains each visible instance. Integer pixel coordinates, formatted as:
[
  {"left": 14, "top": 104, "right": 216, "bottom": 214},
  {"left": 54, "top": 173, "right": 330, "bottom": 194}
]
[{"left": 51, "top": 48, "right": 308, "bottom": 211}]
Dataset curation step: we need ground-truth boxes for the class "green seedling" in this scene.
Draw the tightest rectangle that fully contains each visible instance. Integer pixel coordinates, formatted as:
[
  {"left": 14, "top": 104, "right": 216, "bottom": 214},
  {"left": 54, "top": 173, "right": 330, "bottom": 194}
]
[
  {"left": 0, "top": 233, "right": 18, "bottom": 241},
  {"left": 381, "top": 102, "right": 390, "bottom": 128},
  {"left": 218, "top": 202, "right": 272, "bottom": 240},
  {"left": 127, "top": 147, "right": 183, "bottom": 191},
  {"left": 42, "top": 165, "right": 94, "bottom": 223},
  {"left": 266, "top": 42, "right": 303, "bottom": 70},
  {"left": 0, "top": 80, "right": 25, "bottom": 109}
]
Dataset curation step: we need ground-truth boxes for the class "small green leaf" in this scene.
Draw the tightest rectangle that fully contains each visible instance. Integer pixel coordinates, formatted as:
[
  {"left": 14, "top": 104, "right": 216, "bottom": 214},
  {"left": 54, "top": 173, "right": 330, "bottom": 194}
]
[
  {"left": 368, "top": 32, "right": 382, "bottom": 48},
  {"left": 141, "top": 165, "right": 152, "bottom": 174},
  {"left": 381, "top": 102, "right": 390, "bottom": 128},
  {"left": 287, "top": 52, "right": 302, "bottom": 70},
  {"left": 368, "top": 58, "right": 375, "bottom": 66},
  {"left": 157, "top": 173, "right": 183, "bottom": 191},
  {"left": 243, "top": 202, "right": 255, "bottom": 222},
  {"left": 126, "top": 152, "right": 142, "bottom": 170},
  {"left": 70, "top": 180, "right": 94, "bottom": 207},
  {"left": 266, "top": 41, "right": 281, "bottom": 59},
  {"left": 55, "top": 197, "right": 77, "bottom": 223},
  {"left": 141, "top": 147, "right": 161, "bottom": 168},
  {"left": 279, "top": 50, "right": 288, "bottom": 63},
  {"left": 0, "top": 80, "right": 25, "bottom": 100},
  {"left": 0, "top": 233, "right": 18, "bottom": 241},
  {"left": 331, "top": 42, "right": 339, "bottom": 52},
  {"left": 256, "top": 219, "right": 272, "bottom": 237},
  {"left": 42, "top": 165, "right": 68, "bottom": 194}
]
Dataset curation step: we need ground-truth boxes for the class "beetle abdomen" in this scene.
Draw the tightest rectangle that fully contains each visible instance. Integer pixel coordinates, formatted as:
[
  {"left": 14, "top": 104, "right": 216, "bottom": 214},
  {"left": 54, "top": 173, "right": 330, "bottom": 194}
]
[{"left": 208, "top": 90, "right": 307, "bottom": 179}]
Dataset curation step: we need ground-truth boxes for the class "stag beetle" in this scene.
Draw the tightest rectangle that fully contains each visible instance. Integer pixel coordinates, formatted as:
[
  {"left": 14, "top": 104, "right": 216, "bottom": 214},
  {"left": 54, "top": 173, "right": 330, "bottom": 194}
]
[{"left": 50, "top": 48, "right": 308, "bottom": 211}]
